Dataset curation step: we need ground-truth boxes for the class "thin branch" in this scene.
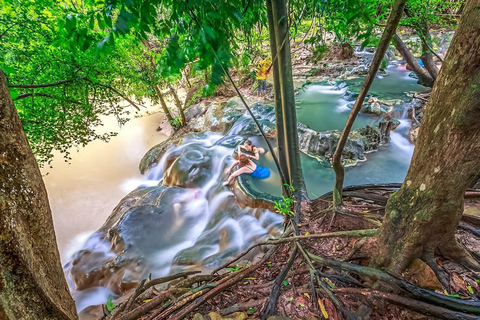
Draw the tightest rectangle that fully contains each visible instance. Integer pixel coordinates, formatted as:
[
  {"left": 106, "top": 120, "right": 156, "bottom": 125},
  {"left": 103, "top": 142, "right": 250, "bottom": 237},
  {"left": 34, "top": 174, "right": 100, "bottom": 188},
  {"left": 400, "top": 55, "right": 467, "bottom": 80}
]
[
  {"left": 84, "top": 79, "right": 141, "bottom": 111},
  {"left": 14, "top": 93, "right": 81, "bottom": 104},
  {"left": 8, "top": 78, "right": 79, "bottom": 89}
]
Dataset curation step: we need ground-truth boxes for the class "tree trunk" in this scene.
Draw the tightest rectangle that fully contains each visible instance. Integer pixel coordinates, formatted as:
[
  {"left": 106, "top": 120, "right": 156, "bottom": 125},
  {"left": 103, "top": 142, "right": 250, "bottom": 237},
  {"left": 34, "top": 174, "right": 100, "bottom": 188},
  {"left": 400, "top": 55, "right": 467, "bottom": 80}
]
[
  {"left": 420, "top": 26, "right": 440, "bottom": 80},
  {"left": 394, "top": 34, "right": 434, "bottom": 87},
  {"left": 373, "top": 0, "right": 480, "bottom": 273},
  {"left": 167, "top": 83, "right": 186, "bottom": 126},
  {"left": 0, "top": 70, "right": 78, "bottom": 319},
  {"left": 266, "top": 0, "right": 287, "bottom": 190},
  {"left": 154, "top": 85, "right": 174, "bottom": 124},
  {"left": 269, "top": 0, "right": 306, "bottom": 196},
  {"left": 331, "top": 0, "right": 408, "bottom": 206}
]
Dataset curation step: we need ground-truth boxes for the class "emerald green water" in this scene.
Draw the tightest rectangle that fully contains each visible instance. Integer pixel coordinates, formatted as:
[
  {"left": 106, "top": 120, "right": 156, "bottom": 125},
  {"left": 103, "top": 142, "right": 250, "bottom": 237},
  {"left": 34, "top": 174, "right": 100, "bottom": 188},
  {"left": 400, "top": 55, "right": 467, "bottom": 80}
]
[{"left": 250, "top": 64, "right": 423, "bottom": 198}]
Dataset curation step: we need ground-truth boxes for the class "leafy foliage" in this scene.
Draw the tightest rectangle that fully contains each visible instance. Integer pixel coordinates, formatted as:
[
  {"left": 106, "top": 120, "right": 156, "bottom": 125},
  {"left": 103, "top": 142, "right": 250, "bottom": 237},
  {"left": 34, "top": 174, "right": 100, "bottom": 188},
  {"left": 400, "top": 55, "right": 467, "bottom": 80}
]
[
  {"left": 274, "top": 183, "right": 296, "bottom": 217},
  {"left": 1, "top": 0, "right": 147, "bottom": 164}
]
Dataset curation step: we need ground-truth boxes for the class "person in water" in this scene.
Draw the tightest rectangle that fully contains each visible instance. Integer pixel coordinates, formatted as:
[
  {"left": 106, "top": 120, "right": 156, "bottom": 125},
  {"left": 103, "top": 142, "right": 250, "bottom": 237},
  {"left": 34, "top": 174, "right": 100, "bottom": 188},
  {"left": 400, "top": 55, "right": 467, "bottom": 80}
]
[
  {"left": 237, "top": 139, "right": 260, "bottom": 160},
  {"left": 223, "top": 154, "right": 270, "bottom": 186}
]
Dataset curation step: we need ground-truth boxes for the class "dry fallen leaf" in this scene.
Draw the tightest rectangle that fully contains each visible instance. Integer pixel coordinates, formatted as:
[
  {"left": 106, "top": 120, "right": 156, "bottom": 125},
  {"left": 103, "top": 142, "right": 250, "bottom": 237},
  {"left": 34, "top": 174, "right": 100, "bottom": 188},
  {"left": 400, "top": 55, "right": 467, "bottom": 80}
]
[{"left": 318, "top": 298, "right": 329, "bottom": 319}]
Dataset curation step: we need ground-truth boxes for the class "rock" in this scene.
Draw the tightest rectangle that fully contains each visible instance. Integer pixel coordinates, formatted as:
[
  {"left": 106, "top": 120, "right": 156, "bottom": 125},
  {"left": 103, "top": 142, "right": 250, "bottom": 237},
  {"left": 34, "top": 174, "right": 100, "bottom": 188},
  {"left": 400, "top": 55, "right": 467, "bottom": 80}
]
[
  {"left": 361, "top": 102, "right": 388, "bottom": 116},
  {"left": 163, "top": 144, "right": 214, "bottom": 188},
  {"left": 185, "top": 102, "right": 208, "bottom": 121},
  {"left": 378, "top": 116, "right": 401, "bottom": 143},
  {"left": 406, "top": 258, "right": 443, "bottom": 291},
  {"left": 139, "top": 138, "right": 181, "bottom": 174},
  {"left": 297, "top": 123, "right": 382, "bottom": 166},
  {"left": 328, "top": 43, "right": 354, "bottom": 60}
]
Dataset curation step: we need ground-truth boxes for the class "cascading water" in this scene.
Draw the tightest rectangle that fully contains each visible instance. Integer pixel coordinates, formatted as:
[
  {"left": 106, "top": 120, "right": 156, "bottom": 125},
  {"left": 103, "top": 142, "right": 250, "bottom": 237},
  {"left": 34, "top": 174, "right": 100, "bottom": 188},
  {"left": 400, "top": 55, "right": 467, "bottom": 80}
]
[
  {"left": 64, "top": 132, "right": 283, "bottom": 315},
  {"left": 63, "top": 57, "right": 426, "bottom": 316}
]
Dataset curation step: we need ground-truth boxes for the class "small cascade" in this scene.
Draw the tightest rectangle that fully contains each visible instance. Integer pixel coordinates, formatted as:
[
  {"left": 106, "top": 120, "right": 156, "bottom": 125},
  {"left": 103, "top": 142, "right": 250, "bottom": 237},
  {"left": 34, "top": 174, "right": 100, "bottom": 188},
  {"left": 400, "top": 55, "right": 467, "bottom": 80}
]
[{"left": 65, "top": 131, "right": 283, "bottom": 314}]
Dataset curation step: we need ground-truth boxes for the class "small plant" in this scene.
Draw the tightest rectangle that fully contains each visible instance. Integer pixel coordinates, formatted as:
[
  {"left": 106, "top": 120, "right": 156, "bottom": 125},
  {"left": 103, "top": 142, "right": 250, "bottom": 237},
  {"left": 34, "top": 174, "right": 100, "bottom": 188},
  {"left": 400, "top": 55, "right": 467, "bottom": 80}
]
[
  {"left": 169, "top": 115, "right": 183, "bottom": 130},
  {"left": 274, "top": 183, "right": 296, "bottom": 217},
  {"left": 106, "top": 296, "right": 116, "bottom": 312},
  {"left": 227, "top": 265, "right": 242, "bottom": 271}
]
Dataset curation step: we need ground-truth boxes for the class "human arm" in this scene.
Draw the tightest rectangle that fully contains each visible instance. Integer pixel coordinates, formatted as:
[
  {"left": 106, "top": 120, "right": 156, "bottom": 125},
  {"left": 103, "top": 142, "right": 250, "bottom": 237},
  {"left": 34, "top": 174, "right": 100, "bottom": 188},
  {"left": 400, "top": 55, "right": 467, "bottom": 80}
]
[
  {"left": 223, "top": 167, "right": 249, "bottom": 186},
  {"left": 248, "top": 147, "right": 260, "bottom": 160},
  {"left": 237, "top": 144, "right": 244, "bottom": 156},
  {"left": 224, "top": 160, "right": 239, "bottom": 175}
]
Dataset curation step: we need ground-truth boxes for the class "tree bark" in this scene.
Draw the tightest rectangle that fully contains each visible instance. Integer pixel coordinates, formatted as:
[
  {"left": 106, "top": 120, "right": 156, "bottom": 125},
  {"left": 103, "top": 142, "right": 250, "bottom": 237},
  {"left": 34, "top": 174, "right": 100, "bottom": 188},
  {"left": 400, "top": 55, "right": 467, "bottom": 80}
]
[
  {"left": 154, "top": 85, "right": 174, "bottom": 124},
  {"left": 269, "top": 0, "right": 306, "bottom": 196},
  {"left": 0, "top": 70, "right": 77, "bottom": 319},
  {"left": 266, "top": 0, "right": 287, "bottom": 189},
  {"left": 167, "top": 83, "right": 186, "bottom": 126},
  {"left": 394, "top": 34, "right": 434, "bottom": 87},
  {"left": 331, "top": 0, "right": 408, "bottom": 206},
  {"left": 373, "top": 0, "right": 480, "bottom": 273},
  {"left": 419, "top": 26, "right": 440, "bottom": 80}
]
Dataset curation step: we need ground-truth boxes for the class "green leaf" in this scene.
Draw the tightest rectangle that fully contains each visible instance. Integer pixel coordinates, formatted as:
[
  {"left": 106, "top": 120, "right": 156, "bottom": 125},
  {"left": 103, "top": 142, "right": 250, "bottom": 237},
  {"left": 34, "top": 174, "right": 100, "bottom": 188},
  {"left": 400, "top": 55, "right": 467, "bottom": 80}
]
[
  {"left": 282, "top": 280, "right": 288, "bottom": 286},
  {"left": 247, "top": 307, "right": 254, "bottom": 313},
  {"left": 96, "top": 13, "right": 105, "bottom": 29},
  {"left": 106, "top": 296, "right": 116, "bottom": 312},
  {"left": 467, "top": 286, "right": 474, "bottom": 294},
  {"left": 447, "top": 294, "right": 461, "bottom": 298},
  {"left": 89, "top": 15, "right": 95, "bottom": 29},
  {"left": 9, "top": 88, "right": 18, "bottom": 100}
]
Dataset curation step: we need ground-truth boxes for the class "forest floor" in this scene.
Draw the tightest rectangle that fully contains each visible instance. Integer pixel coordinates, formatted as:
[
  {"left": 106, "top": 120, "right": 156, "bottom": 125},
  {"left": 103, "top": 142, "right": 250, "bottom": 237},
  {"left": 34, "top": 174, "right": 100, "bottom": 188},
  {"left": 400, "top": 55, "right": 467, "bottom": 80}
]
[{"left": 106, "top": 188, "right": 480, "bottom": 320}]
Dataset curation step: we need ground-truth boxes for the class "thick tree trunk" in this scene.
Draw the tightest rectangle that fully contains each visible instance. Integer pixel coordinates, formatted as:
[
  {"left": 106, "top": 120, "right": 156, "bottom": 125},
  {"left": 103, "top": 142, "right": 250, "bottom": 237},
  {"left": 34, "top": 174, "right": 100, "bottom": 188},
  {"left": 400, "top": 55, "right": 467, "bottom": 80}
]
[
  {"left": 331, "top": 0, "right": 408, "bottom": 206},
  {"left": 0, "top": 70, "right": 77, "bottom": 319},
  {"left": 373, "top": 0, "right": 480, "bottom": 273},
  {"left": 167, "top": 83, "right": 186, "bottom": 126},
  {"left": 269, "top": 0, "right": 306, "bottom": 196},
  {"left": 394, "top": 34, "right": 434, "bottom": 87},
  {"left": 154, "top": 85, "right": 174, "bottom": 124}
]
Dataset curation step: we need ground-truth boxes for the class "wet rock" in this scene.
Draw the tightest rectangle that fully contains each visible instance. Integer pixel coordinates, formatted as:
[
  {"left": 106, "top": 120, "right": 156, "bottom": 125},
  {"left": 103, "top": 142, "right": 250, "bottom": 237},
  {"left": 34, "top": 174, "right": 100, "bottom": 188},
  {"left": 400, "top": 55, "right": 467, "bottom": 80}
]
[
  {"left": 139, "top": 138, "right": 181, "bottom": 174},
  {"left": 68, "top": 247, "right": 141, "bottom": 295},
  {"left": 361, "top": 101, "right": 388, "bottom": 116},
  {"left": 227, "top": 103, "right": 277, "bottom": 138},
  {"left": 297, "top": 123, "right": 382, "bottom": 166},
  {"left": 163, "top": 145, "right": 213, "bottom": 188},
  {"left": 378, "top": 116, "right": 401, "bottom": 143},
  {"left": 406, "top": 258, "right": 442, "bottom": 291}
]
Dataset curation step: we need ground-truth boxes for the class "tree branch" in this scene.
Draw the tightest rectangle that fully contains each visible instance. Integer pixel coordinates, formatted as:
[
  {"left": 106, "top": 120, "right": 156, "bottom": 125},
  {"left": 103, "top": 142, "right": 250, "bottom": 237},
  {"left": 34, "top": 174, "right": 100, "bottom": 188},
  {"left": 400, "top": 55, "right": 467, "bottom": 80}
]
[
  {"left": 8, "top": 78, "right": 79, "bottom": 89},
  {"left": 13, "top": 93, "right": 81, "bottom": 104}
]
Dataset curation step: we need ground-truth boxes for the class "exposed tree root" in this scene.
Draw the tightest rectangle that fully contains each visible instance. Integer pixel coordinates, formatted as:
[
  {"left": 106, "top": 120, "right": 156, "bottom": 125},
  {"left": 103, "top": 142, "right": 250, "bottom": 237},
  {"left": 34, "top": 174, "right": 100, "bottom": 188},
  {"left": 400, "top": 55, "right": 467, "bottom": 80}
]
[
  {"left": 306, "top": 252, "right": 480, "bottom": 315},
  {"left": 335, "top": 288, "right": 480, "bottom": 320},
  {"left": 219, "top": 297, "right": 268, "bottom": 316},
  {"left": 167, "top": 246, "right": 279, "bottom": 320},
  {"left": 260, "top": 244, "right": 298, "bottom": 319}
]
